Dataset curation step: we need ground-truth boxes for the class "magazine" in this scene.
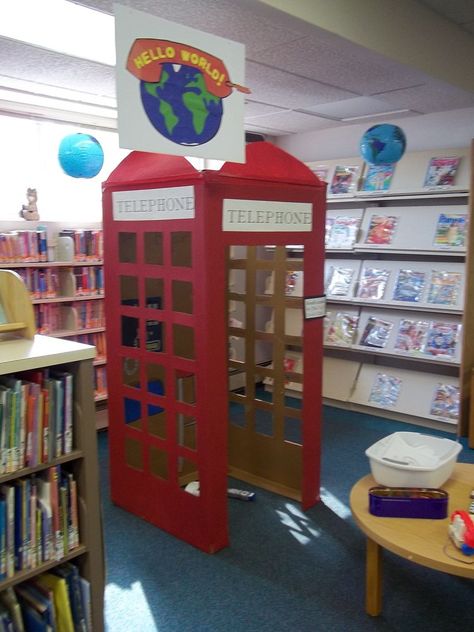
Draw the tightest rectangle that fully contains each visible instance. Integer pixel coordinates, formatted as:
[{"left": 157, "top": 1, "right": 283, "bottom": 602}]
[
  {"left": 325, "top": 312, "right": 359, "bottom": 346},
  {"left": 312, "top": 165, "right": 329, "bottom": 182},
  {"left": 326, "top": 267, "right": 354, "bottom": 297},
  {"left": 394, "top": 319, "right": 429, "bottom": 353},
  {"left": 357, "top": 267, "right": 390, "bottom": 300},
  {"left": 285, "top": 271, "right": 303, "bottom": 296},
  {"left": 433, "top": 213, "right": 467, "bottom": 248},
  {"left": 326, "top": 216, "right": 360, "bottom": 249},
  {"left": 392, "top": 269, "right": 426, "bottom": 302},
  {"left": 365, "top": 214, "right": 399, "bottom": 245},
  {"left": 430, "top": 383, "right": 460, "bottom": 421},
  {"left": 329, "top": 165, "right": 360, "bottom": 195},
  {"left": 424, "top": 321, "right": 460, "bottom": 357},
  {"left": 369, "top": 372, "right": 402, "bottom": 407},
  {"left": 359, "top": 316, "right": 394, "bottom": 348},
  {"left": 423, "top": 156, "right": 461, "bottom": 188},
  {"left": 361, "top": 163, "right": 395, "bottom": 192},
  {"left": 325, "top": 217, "right": 335, "bottom": 246},
  {"left": 427, "top": 270, "right": 462, "bottom": 306}
]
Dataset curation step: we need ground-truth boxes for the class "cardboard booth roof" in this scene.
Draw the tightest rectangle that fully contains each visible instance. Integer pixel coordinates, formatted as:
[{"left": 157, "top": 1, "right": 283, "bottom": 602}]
[{"left": 104, "top": 141, "right": 323, "bottom": 188}]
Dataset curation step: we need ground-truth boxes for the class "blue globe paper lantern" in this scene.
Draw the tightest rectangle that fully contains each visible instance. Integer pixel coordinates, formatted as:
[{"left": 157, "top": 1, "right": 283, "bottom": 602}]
[
  {"left": 58, "top": 133, "right": 104, "bottom": 178},
  {"left": 360, "top": 124, "right": 406, "bottom": 165}
]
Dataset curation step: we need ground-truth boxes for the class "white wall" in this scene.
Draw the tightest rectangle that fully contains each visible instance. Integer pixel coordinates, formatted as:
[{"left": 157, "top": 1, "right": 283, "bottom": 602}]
[
  {"left": 0, "top": 114, "right": 128, "bottom": 222},
  {"left": 276, "top": 107, "right": 474, "bottom": 162}
]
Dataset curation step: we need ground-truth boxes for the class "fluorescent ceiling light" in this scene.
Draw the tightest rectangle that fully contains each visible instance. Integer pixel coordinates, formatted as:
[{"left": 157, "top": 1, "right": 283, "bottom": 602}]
[
  {"left": 342, "top": 109, "right": 411, "bottom": 122},
  {"left": 0, "top": 0, "right": 115, "bottom": 65}
]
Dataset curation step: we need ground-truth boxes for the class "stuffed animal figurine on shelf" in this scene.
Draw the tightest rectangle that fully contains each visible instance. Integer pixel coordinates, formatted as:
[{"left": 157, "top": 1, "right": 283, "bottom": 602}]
[{"left": 20, "top": 187, "right": 40, "bottom": 221}]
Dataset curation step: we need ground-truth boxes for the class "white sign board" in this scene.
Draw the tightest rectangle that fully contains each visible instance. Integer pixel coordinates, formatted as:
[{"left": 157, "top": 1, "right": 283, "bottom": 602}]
[
  {"left": 222, "top": 199, "right": 313, "bottom": 232},
  {"left": 113, "top": 186, "right": 195, "bottom": 221},
  {"left": 114, "top": 3, "right": 246, "bottom": 162}
]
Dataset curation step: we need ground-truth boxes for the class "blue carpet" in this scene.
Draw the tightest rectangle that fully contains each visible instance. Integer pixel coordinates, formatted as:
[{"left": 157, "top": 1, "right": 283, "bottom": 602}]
[{"left": 100, "top": 406, "right": 474, "bottom": 632}]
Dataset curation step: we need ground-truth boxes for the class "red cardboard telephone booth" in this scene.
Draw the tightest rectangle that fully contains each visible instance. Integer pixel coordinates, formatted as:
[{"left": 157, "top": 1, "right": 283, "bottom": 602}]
[{"left": 102, "top": 142, "right": 326, "bottom": 553}]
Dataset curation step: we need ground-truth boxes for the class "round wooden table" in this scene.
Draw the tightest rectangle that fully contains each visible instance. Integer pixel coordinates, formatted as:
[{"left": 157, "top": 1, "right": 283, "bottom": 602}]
[{"left": 350, "top": 462, "right": 474, "bottom": 616}]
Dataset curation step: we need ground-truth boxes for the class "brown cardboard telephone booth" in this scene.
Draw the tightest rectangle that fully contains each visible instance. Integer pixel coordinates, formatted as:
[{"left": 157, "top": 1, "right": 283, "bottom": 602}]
[{"left": 102, "top": 142, "right": 326, "bottom": 552}]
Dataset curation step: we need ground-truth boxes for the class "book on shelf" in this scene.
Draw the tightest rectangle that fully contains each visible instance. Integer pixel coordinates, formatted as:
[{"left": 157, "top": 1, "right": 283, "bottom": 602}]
[
  {"left": 35, "top": 572, "right": 75, "bottom": 632},
  {"left": 430, "top": 383, "right": 460, "bottom": 421},
  {"left": 0, "top": 230, "right": 49, "bottom": 264},
  {"left": 311, "top": 165, "right": 329, "bottom": 182},
  {"left": 368, "top": 372, "right": 402, "bottom": 407},
  {"left": 326, "top": 267, "right": 354, "bottom": 297},
  {"left": 424, "top": 321, "right": 460, "bottom": 358},
  {"left": 394, "top": 319, "right": 429, "bottom": 353},
  {"left": 364, "top": 214, "right": 399, "bottom": 245},
  {"left": 433, "top": 213, "right": 467, "bottom": 248},
  {"left": 361, "top": 163, "right": 395, "bottom": 192},
  {"left": 329, "top": 165, "right": 360, "bottom": 195},
  {"left": 357, "top": 267, "right": 390, "bottom": 300},
  {"left": 326, "top": 216, "right": 360, "bottom": 249},
  {"left": 359, "top": 316, "right": 394, "bottom": 348},
  {"left": 392, "top": 269, "right": 426, "bottom": 302},
  {"left": 426, "top": 270, "right": 462, "bottom": 306},
  {"left": 423, "top": 156, "right": 461, "bottom": 188},
  {"left": 325, "top": 217, "right": 334, "bottom": 246},
  {"left": 325, "top": 313, "right": 359, "bottom": 346}
]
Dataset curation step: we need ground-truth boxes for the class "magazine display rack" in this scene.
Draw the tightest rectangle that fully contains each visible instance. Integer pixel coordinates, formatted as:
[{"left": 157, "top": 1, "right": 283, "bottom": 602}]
[
  {"left": 0, "top": 275, "right": 104, "bottom": 630},
  {"left": 306, "top": 145, "right": 473, "bottom": 436},
  {"left": 102, "top": 142, "right": 326, "bottom": 553}
]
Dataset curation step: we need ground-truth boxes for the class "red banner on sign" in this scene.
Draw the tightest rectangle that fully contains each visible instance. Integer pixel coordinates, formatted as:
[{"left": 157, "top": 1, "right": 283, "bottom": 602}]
[{"left": 127, "top": 39, "right": 250, "bottom": 98}]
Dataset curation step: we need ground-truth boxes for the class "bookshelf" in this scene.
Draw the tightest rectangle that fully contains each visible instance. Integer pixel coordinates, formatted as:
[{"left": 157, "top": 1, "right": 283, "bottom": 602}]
[
  {"left": 0, "top": 221, "right": 107, "bottom": 429},
  {"left": 305, "top": 145, "right": 472, "bottom": 434},
  {"left": 0, "top": 313, "right": 104, "bottom": 629}
]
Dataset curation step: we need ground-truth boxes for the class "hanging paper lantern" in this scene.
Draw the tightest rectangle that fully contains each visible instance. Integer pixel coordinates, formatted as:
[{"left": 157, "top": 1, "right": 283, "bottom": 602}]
[
  {"left": 58, "top": 133, "right": 104, "bottom": 178},
  {"left": 359, "top": 124, "right": 406, "bottom": 165}
]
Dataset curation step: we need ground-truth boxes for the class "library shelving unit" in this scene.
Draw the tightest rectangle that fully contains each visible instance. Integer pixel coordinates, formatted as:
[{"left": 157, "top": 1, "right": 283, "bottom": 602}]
[
  {"left": 0, "top": 221, "right": 108, "bottom": 429},
  {"left": 0, "top": 270, "right": 104, "bottom": 631},
  {"left": 305, "top": 145, "right": 474, "bottom": 437}
]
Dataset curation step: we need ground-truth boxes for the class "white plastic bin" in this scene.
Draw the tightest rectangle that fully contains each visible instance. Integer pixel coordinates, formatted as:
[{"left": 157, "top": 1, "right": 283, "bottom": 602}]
[{"left": 365, "top": 431, "right": 462, "bottom": 488}]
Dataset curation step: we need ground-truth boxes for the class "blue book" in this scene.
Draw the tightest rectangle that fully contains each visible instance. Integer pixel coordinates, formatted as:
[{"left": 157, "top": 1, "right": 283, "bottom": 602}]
[
  {"left": 0, "top": 497, "right": 6, "bottom": 579},
  {"left": 53, "top": 563, "right": 87, "bottom": 632}
]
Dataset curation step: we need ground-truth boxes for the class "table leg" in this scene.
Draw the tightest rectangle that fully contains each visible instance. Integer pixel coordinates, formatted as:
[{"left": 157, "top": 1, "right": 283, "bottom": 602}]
[{"left": 366, "top": 537, "right": 382, "bottom": 616}]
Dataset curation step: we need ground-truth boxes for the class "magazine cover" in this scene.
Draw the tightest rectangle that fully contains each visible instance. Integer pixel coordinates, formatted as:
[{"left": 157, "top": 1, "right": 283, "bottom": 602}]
[
  {"left": 326, "top": 216, "right": 360, "bottom": 249},
  {"left": 326, "top": 267, "right": 354, "bottom": 297},
  {"left": 359, "top": 316, "right": 394, "bottom": 348},
  {"left": 312, "top": 165, "right": 329, "bottom": 182},
  {"left": 361, "top": 163, "right": 395, "bottom": 192},
  {"left": 394, "top": 319, "right": 429, "bottom": 353},
  {"left": 423, "top": 156, "right": 461, "bottom": 188},
  {"left": 392, "top": 269, "right": 426, "bottom": 302},
  {"left": 325, "top": 312, "right": 359, "bottom": 346},
  {"left": 329, "top": 165, "right": 360, "bottom": 195},
  {"left": 430, "top": 383, "right": 460, "bottom": 421},
  {"left": 365, "top": 214, "right": 399, "bottom": 245},
  {"left": 424, "top": 321, "right": 460, "bottom": 357},
  {"left": 325, "top": 217, "right": 335, "bottom": 246},
  {"left": 433, "top": 213, "right": 467, "bottom": 248},
  {"left": 357, "top": 267, "right": 390, "bottom": 300},
  {"left": 368, "top": 372, "right": 402, "bottom": 407},
  {"left": 285, "top": 271, "right": 303, "bottom": 296},
  {"left": 427, "top": 270, "right": 462, "bottom": 306}
]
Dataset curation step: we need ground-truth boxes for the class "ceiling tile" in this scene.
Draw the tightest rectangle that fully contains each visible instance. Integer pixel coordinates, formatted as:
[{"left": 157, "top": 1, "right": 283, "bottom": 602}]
[
  {"left": 301, "top": 96, "right": 413, "bottom": 119},
  {"left": 245, "top": 109, "right": 336, "bottom": 134},
  {"left": 252, "top": 34, "right": 429, "bottom": 95},
  {"left": 0, "top": 38, "right": 115, "bottom": 98},
  {"left": 375, "top": 80, "right": 474, "bottom": 113},
  {"left": 246, "top": 60, "right": 355, "bottom": 109}
]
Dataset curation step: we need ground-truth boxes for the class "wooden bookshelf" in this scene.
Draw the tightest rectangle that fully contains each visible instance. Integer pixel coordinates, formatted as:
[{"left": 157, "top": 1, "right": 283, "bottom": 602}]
[{"left": 0, "top": 332, "right": 104, "bottom": 630}]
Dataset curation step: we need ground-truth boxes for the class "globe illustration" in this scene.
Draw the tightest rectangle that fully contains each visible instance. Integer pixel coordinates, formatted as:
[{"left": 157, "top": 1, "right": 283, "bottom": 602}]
[
  {"left": 140, "top": 63, "right": 224, "bottom": 146},
  {"left": 359, "top": 124, "right": 406, "bottom": 165}
]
